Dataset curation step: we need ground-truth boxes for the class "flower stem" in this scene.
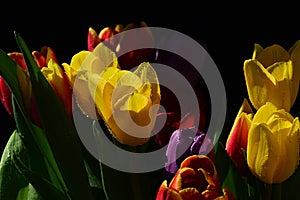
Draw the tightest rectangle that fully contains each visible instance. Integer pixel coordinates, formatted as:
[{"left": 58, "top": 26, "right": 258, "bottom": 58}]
[
  {"left": 270, "top": 183, "right": 282, "bottom": 200},
  {"left": 262, "top": 184, "right": 272, "bottom": 200},
  {"left": 261, "top": 183, "right": 282, "bottom": 200}
]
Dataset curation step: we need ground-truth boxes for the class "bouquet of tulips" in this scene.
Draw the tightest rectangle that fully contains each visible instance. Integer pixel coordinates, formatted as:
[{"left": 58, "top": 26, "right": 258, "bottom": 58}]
[{"left": 0, "top": 21, "right": 300, "bottom": 200}]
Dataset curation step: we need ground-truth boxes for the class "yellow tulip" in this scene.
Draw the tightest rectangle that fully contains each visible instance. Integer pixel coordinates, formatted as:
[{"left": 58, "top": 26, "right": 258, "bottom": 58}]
[
  {"left": 243, "top": 41, "right": 300, "bottom": 111},
  {"left": 89, "top": 61, "right": 161, "bottom": 146},
  {"left": 62, "top": 43, "right": 119, "bottom": 119},
  {"left": 247, "top": 102, "right": 300, "bottom": 184}
]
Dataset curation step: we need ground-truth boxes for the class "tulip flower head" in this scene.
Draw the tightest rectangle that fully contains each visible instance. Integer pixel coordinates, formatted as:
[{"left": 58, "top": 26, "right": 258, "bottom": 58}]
[
  {"left": 244, "top": 41, "right": 300, "bottom": 112},
  {"left": 165, "top": 127, "right": 214, "bottom": 180},
  {"left": 156, "top": 155, "right": 236, "bottom": 200},
  {"left": 225, "top": 98, "right": 253, "bottom": 175},
  {"left": 247, "top": 102, "right": 300, "bottom": 184},
  {"left": 88, "top": 21, "right": 154, "bottom": 70},
  {"left": 71, "top": 42, "right": 161, "bottom": 146},
  {"left": 0, "top": 47, "right": 72, "bottom": 127},
  {"left": 89, "top": 61, "right": 161, "bottom": 146}
]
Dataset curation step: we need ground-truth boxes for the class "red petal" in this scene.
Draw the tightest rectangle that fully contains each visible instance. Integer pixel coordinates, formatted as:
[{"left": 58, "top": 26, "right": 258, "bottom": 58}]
[
  {"left": 0, "top": 78, "right": 13, "bottom": 116},
  {"left": 156, "top": 180, "right": 182, "bottom": 200}
]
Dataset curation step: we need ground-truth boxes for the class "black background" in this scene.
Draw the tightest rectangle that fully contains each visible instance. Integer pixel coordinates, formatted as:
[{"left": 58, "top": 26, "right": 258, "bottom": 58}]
[{"left": 1, "top": 3, "right": 299, "bottom": 151}]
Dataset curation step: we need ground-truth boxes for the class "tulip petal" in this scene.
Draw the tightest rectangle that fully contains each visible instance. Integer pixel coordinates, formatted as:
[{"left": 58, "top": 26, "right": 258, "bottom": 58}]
[
  {"left": 156, "top": 180, "right": 182, "bottom": 200},
  {"left": 252, "top": 102, "right": 277, "bottom": 124},
  {"left": 244, "top": 60, "right": 280, "bottom": 110},
  {"left": 88, "top": 27, "right": 101, "bottom": 51},
  {"left": 226, "top": 99, "right": 253, "bottom": 154},
  {"left": 274, "top": 118, "right": 300, "bottom": 183},
  {"left": 62, "top": 51, "right": 91, "bottom": 87},
  {"left": 16, "top": 66, "right": 31, "bottom": 114},
  {"left": 256, "top": 44, "right": 290, "bottom": 67},
  {"left": 133, "top": 62, "right": 161, "bottom": 104},
  {"left": 32, "top": 50, "right": 47, "bottom": 68},
  {"left": 91, "top": 43, "right": 119, "bottom": 73},
  {"left": 289, "top": 40, "right": 300, "bottom": 105},
  {"left": 252, "top": 43, "right": 263, "bottom": 59},
  {"left": 267, "top": 61, "right": 294, "bottom": 111},
  {"left": 266, "top": 117, "right": 298, "bottom": 183},
  {"left": 267, "top": 61, "right": 293, "bottom": 81},
  {"left": 247, "top": 123, "right": 280, "bottom": 184},
  {"left": 225, "top": 112, "right": 251, "bottom": 174},
  {"left": 41, "top": 59, "right": 72, "bottom": 117},
  {"left": 8, "top": 52, "right": 27, "bottom": 70},
  {"left": 179, "top": 188, "right": 201, "bottom": 200},
  {"left": 0, "top": 77, "right": 13, "bottom": 115},
  {"left": 169, "top": 167, "right": 195, "bottom": 191},
  {"left": 180, "top": 155, "right": 217, "bottom": 180}
]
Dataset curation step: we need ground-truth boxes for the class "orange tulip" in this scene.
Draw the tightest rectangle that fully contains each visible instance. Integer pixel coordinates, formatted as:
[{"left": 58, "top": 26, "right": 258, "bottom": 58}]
[{"left": 156, "top": 155, "right": 236, "bottom": 200}]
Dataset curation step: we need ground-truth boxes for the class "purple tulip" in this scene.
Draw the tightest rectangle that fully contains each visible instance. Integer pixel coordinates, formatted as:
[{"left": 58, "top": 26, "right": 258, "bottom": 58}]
[{"left": 164, "top": 126, "right": 214, "bottom": 181}]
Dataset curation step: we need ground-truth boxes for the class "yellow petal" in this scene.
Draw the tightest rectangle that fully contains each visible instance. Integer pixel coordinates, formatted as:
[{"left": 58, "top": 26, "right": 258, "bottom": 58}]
[
  {"left": 252, "top": 102, "right": 277, "bottom": 124},
  {"left": 244, "top": 60, "right": 279, "bottom": 110},
  {"left": 70, "top": 51, "right": 91, "bottom": 71},
  {"left": 62, "top": 50, "right": 91, "bottom": 87},
  {"left": 252, "top": 43, "right": 263, "bottom": 60},
  {"left": 90, "top": 42, "right": 119, "bottom": 72},
  {"left": 120, "top": 93, "right": 151, "bottom": 126},
  {"left": 267, "top": 61, "right": 294, "bottom": 111},
  {"left": 266, "top": 117, "right": 298, "bottom": 183},
  {"left": 247, "top": 123, "right": 280, "bottom": 184},
  {"left": 133, "top": 62, "right": 161, "bottom": 104},
  {"left": 256, "top": 44, "right": 290, "bottom": 67},
  {"left": 87, "top": 73, "right": 109, "bottom": 120},
  {"left": 290, "top": 41, "right": 300, "bottom": 108},
  {"left": 42, "top": 59, "right": 73, "bottom": 116},
  {"left": 267, "top": 61, "right": 293, "bottom": 81},
  {"left": 266, "top": 109, "right": 294, "bottom": 124},
  {"left": 179, "top": 188, "right": 201, "bottom": 200}
]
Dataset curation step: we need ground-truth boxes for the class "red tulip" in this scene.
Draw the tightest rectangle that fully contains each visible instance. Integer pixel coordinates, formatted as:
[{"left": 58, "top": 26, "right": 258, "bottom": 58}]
[
  {"left": 0, "top": 47, "right": 72, "bottom": 127},
  {"left": 225, "top": 98, "right": 253, "bottom": 176},
  {"left": 87, "top": 21, "right": 154, "bottom": 70},
  {"left": 156, "top": 155, "right": 236, "bottom": 200}
]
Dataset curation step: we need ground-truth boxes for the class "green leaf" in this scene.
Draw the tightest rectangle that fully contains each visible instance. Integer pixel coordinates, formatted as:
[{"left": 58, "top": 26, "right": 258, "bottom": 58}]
[
  {"left": 0, "top": 130, "right": 28, "bottom": 200},
  {"left": 0, "top": 49, "right": 26, "bottom": 113},
  {"left": 93, "top": 120, "right": 161, "bottom": 200},
  {"left": 16, "top": 184, "right": 43, "bottom": 200},
  {"left": 12, "top": 96, "right": 67, "bottom": 194},
  {"left": 13, "top": 153, "right": 69, "bottom": 200},
  {"left": 14, "top": 32, "right": 93, "bottom": 199},
  {"left": 214, "top": 141, "right": 248, "bottom": 200}
]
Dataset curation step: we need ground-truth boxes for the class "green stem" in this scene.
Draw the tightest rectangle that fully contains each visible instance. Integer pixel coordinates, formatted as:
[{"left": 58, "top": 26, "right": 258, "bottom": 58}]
[
  {"left": 262, "top": 183, "right": 272, "bottom": 200},
  {"left": 271, "top": 183, "right": 282, "bottom": 200}
]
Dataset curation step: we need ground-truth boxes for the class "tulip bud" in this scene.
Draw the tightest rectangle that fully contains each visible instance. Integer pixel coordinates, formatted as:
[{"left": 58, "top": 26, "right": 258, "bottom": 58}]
[
  {"left": 0, "top": 53, "right": 29, "bottom": 116},
  {"left": 225, "top": 98, "right": 253, "bottom": 175},
  {"left": 87, "top": 22, "right": 154, "bottom": 70},
  {"left": 165, "top": 127, "right": 214, "bottom": 181},
  {"left": 41, "top": 59, "right": 72, "bottom": 117}
]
